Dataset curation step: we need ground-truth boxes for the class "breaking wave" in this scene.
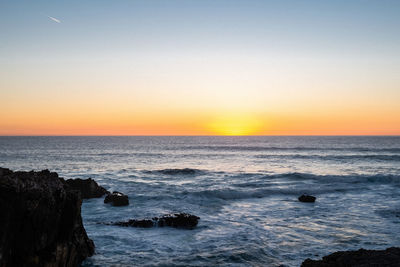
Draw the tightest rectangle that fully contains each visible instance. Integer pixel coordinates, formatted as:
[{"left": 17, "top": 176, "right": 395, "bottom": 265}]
[{"left": 144, "top": 168, "right": 205, "bottom": 176}]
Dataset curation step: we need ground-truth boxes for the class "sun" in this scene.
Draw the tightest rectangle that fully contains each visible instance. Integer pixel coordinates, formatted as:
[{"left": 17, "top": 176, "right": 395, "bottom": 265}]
[{"left": 208, "top": 114, "right": 263, "bottom": 135}]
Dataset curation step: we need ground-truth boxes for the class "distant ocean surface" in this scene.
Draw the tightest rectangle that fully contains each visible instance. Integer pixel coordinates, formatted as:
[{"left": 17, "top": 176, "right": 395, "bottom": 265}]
[{"left": 1, "top": 136, "right": 400, "bottom": 266}]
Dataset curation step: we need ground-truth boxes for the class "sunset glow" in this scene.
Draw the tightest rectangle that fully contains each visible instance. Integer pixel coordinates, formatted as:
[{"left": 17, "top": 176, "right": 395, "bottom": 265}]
[
  {"left": 1, "top": 0, "right": 399, "bottom": 135},
  {"left": 208, "top": 114, "right": 264, "bottom": 136}
]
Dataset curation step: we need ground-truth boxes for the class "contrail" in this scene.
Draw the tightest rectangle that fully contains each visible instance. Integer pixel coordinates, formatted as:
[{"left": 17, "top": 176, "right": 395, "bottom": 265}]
[{"left": 48, "top": 16, "right": 61, "bottom": 23}]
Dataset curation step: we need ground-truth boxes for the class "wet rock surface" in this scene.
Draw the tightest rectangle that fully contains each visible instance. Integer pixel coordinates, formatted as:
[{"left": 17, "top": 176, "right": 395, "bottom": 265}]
[
  {"left": 65, "top": 177, "right": 109, "bottom": 199},
  {"left": 301, "top": 247, "right": 400, "bottom": 267},
  {"left": 298, "top": 194, "right": 316, "bottom": 203},
  {"left": 0, "top": 168, "right": 94, "bottom": 267},
  {"left": 113, "top": 213, "right": 200, "bottom": 229},
  {"left": 104, "top": 191, "right": 129, "bottom": 206}
]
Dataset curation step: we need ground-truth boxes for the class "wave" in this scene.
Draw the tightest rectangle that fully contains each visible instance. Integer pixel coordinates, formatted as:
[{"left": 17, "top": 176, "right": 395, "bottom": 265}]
[
  {"left": 269, "top": 172, "right": 400, "bottom": 184},
  {"left": 187, "top": 173, "right": 400, "bottom": 201},
  {"left": 188, "top": 186, "right": 354, "bottom": 201},
  {"left": 376, "top": 207, "right": 400, "bottom": 219},
  {"left": 144, "top": 168, "right": 205, "bottom": 176},
  {"left": 95, "top": 152, "right": 164, "bottom": 157},
  {"left": 255, "top": 154, "right": 400, "bottom": 161},
  {"left": 190, "top": 188, "right": 288, "bottom": 200},
  {"left": 172, "top": 145, "right": 400, "bottom": 153},
  {"left": 130, "top": 172, "right": 400, "bottom": 202},
  {"left": 140, "top": 169, "right": 400, "bottom": 183}
]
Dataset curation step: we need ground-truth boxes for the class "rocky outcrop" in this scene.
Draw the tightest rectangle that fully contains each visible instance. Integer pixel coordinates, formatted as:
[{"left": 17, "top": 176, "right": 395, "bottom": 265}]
[
  {"left": 301, "top": 247, "right": 400, "bottom": 267},
  {"left": 104, "top": 191, "right": 129, "bottom": 206},
  {"left": 112, "top": 213, "right": 200, "bottom": 229},
  {"left": 65, "top": 178, "right": 109, "bottom": 199},
  {"left": 0, "top": 168, "right": 94, "bottom": 267},
  {"left": 298, "top": 194, "right": 316, "bottom": 203}
]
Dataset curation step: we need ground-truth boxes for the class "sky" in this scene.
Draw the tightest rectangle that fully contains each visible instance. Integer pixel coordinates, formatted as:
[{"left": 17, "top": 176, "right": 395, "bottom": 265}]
[{"left": 0, "top": 0, "right": 399, "bottom": 135}]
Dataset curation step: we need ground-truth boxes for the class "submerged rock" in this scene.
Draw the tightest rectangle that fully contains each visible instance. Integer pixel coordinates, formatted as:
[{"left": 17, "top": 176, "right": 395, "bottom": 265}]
[
  {"left": 113, "top": 213, "right": 200, "bottom": 229},
  {"left": 301, "top": 247, "right": 400, "bottom": 267},
  {"left": 298, "top": 194, "right": 316, "bottom": 203},
  {"left": 65, "top": 177, "right": 109, "bottom": 199},
  {"left": 0, "top": 168, "right": 94, "bottom": 267},
  {"left": 104, "top": 191, "right": 129, "bottom": 206}
]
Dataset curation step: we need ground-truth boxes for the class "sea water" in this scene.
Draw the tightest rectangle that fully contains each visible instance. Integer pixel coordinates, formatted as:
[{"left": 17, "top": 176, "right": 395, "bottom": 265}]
[{"left": 0, "top": 136, "right": 399, "bottom": 266}]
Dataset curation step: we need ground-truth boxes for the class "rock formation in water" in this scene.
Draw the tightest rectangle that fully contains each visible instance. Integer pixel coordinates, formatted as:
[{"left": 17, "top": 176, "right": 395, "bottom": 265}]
[
  {"left": 301, "top": 247, "right": 400, "bottom": 267},
  {"left": 112, "top": 213, "right": 200, "bottom": 229},
  {"left": 65, "top": 177, "right": 109, "bottom": 199},
  {"left": 298, "top": 194, "right": 316, "bottom": 203},
  {"left": 104, "top": 191, "right": 129, "bottom": 206},
  {"left": 0, "top": 168, "right": 94, "bottom": 267}
]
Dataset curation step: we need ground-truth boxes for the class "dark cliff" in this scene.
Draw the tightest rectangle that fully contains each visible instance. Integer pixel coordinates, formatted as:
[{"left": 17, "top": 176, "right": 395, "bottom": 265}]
[{"left": 0, "top": 168, "right": 94, "bottom": 267}]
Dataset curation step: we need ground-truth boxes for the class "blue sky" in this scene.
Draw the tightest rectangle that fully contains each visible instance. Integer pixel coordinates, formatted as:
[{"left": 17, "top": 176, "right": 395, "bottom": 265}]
[{"left": 2, "top": 0, "right": 399, "bottom": 59}]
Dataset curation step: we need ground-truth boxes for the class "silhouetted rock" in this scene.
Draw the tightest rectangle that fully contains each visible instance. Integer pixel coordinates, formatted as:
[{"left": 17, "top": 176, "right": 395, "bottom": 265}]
[
  {"left": 157, "top": 213, "right": 200, "bottom": 228},
  {"left": 104, "top": 191, "right": 129, "bottom": 206},
  {"left": 298, "top": 194, "right": 316, "bottom": 203},
  {"left": 65, "top": 177, "right": 109, "bottom": 199},
  {"left": 0, "top": 168, "right": 94, "bottom": 267},
  {"left": 301, "top": 247, "right": 400, "bottom": 267},
  {"left": 113, "top": 213, "right": 200, "bottom": 229},
  {"left": 114, "top": 219, "right": 154, "bottom": 228}
]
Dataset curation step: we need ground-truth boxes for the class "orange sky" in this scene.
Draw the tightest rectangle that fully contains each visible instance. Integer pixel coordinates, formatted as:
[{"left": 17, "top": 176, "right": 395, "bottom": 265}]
[
  {"left": 1, "top": 60, "right": 399, "bottom": 135},
  {"left": 1, "top": 105, "right": 399, "bottom": 135},
  {"left": 1, "top": 1, "right": 400, "bottom": 135}
]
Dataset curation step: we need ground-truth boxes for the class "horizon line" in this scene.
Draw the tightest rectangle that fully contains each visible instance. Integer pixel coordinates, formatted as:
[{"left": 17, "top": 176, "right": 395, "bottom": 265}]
[{"left": 1, "top": 134, "right": 399, "bottom": 137}]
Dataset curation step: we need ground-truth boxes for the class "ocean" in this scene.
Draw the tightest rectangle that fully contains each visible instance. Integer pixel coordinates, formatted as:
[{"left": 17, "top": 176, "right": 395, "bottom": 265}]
[{"left": 0, "top": 136, "right": 399, "bottom": 266}]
